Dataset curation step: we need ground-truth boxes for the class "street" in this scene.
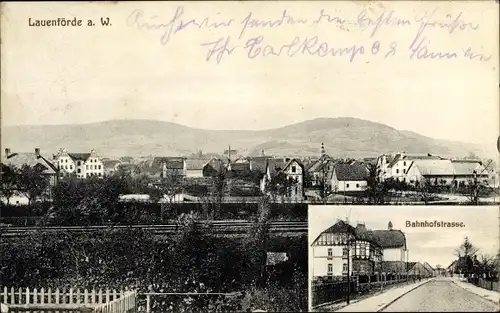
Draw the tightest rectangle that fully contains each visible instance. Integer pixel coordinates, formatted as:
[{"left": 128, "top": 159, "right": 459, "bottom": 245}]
[{"left": 382, "top": 279, "right": 499, "bottom": 312}]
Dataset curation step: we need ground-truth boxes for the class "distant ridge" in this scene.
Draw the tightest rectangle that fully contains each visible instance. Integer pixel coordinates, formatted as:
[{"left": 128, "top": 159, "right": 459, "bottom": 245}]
[{"left": 1, "top": 117, "right": 492, "bottom": 159}]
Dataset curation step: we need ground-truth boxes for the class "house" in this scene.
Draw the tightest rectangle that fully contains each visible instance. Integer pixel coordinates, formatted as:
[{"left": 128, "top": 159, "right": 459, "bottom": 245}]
[
  {"left": 229, "top": 162, "right": 251, "bottom": 177},
  {"left": 162, "top": 158, "right": 186, "bottom": 178},
  {"left": 1, "top": 148, "right": 59, "bottom": 202},
  {"left": 331, "top": 163, "right": 369, "bottom": 193},
  {"left": 374, "top": 221, "right": 408, "bottom": 279},
  {"left": 185, "top": 158, "right": 211, "bottom": 178},
  {"left": 306, "top": 143, "right": 335, "bottom": 187},
  {"left": 310, "top": 220, "right": 383, "bottom": 280},
  {"left": 54, "top": 148, "right": 104, "bottom": 179},
  {"left": 407, "top": 262, "right": 434, "bottom": 277},
  {"left": 103, "top": 160, "right": 122, "bottom": 176},
  {"left": 405, "top": 159, "right": 488, "bottom": 187},
  {"left": 261, "top": 158, "right": 305, "bottom": 201},
  {"left": 202, "top": 158, "right": 224, "bottom": 177}
]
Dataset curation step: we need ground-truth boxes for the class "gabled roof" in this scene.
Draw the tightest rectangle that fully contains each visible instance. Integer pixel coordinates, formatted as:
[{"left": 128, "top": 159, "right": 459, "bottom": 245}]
[
  {"left": 372, "top": 229, "right": 406, "bottom": 249},
  {"left": 333, "top": 163, "right": 368, "bottom": 181},
  {"left": 152, "top": 157, "right": 184, "bottom": 169},
  {"left": 165, "top": 159, "right": 184, "bottom": 170},
  {"left": 266, "top": 158, "right": 286, "bottom": 176},
  {"left": 407, "top": 159, "right": 455, "bottom": 176},
  {"left": 103, "top": 160, "right": 121, "bottom": 169},
  {"left": 451, "top": 160, "right": 487, "bottom": 176},
  {"left": 4, "top": 153, "right": 57, "bottom": 175},
  {"left": 185, "top": 158, "right": 210, "bottom": 170},
  {"left": 249, "top": 158, "right": 268, "bottom": 173},
  {"left": 68, "top": 153, "right": 91, "bottom": 161},
  {"left": 231, "top": 162, "right": 250, "bottom": 172},
  {"left": 283, "top": 158, "right": 304, "bottom": 172}
]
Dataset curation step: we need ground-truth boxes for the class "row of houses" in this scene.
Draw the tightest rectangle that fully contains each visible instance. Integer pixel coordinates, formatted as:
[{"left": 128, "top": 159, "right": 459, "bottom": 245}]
[
  {"left": 377, "top": 152, "right": 492, "bottom": 187},
  {"left": 311, "top": 220, "right": 436, "bottom": 282}
]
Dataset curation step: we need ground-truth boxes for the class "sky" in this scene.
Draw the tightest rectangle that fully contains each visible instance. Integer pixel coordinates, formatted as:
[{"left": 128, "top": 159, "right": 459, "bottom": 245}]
[
  {"left": 308, "top": 205, "right": 499, "bottom": 269},
  {"left": 1, "top": 2, "right": 498, "bottom": 144}
]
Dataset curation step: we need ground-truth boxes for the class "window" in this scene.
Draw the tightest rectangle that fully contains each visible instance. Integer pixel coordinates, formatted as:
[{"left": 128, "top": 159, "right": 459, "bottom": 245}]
[
  {"left": 77, "top": 169, "right": 81, "bottom": 173},
  {"left": 346, "top": 183, "right": 350, "bottom": 188},
  {"left": 356, "top": 184, "right": 359, "bottom": 188},
  {"left": 98, "top": 172, "right": 102, "bottom": 177},
  {"left": 98, "top": 165, "right": 101, "bottom": 170},
  {"left": 327, "top": 264, "right": 333, "bottom": 273},
  {"left": 403, "top": 177, "right": 406, "bottom": 182},
  {"left": 403, "top": 161, "right": 406, "bottom": 166},
  {"left": 342, "top": 248, "right": 348, "bottom": 257},
  {"left": 77, "top": 161, "right": 81, "bottom": 166},
  {"left": 343, "top": 263, "right": 348, "bottom": 272},
  {"left": 86, "top": 165, "right": 89, "bottom": 170},
  {"left": 291, "top": 166, "right": 296, "bottom": 173},
  {"left": 403, "top": 169, "right": 406, "bottom": 174},
  {"left": 327, "top": 248, "right": 333, "bottom": 259},
  {"left": 70, "top": 165, "right": 73, "bottom": 170},
  {"left": 396, "top": 169, "right": 399, "bottom": 174}
]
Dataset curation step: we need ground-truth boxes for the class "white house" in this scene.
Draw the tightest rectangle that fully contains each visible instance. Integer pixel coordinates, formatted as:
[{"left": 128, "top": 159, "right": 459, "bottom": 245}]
[
  {"left": 261, "top": 158, "right": 305, "bottom": 201},
  {"left": 185, "top": 158, "right": 210, "bottom": 178},
  {"left": 54, "top": 148, "right": 104, "bottom": 179},
  {"left": 331, "top": 163, "right": 369, "bottom": 193},
  {"left": 405, "top": 159, "right": 488, "bottom": 187}
]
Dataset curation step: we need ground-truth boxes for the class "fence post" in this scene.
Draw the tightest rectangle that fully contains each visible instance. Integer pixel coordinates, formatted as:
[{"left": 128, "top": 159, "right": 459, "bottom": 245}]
[
  {"left": 69, "top": 288, "right": 74, "bottom": 304},
  {"left": 146, "top": 294, "right": 151, "bottom": 313},
  {"left": 2, "top": 287, "right": 6, "bottom": 304},
  {"left": 40, "top": 288, "right": 45, "bottom": 304},
  {"left": 48, "top": 288, "right": 52, "bottom": 304},
  {"left": 25, "top": 287, "right": 30, "bottom": 305},
  {"left": 9, "top": 287, "right": 14, "bottom": 304},
  {"left": 55, "top": 288, "right": 60, "bottom": 304},
  {"left": 33, "top": 288, "right": 37, "bottom": 305}
]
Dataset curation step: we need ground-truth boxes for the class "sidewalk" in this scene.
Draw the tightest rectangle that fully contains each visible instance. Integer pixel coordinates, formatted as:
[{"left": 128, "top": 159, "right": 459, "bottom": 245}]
[
  {"left": 327, "top": 278, "right": 433, "bottom": 312},
  {"left": 450, "top": 277, "right": 500, "bottom": 305}
]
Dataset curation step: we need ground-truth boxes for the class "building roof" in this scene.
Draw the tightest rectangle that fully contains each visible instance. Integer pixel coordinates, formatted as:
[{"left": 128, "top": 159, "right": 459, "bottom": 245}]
[
  {"left": 103, "top": 160, "right": 121, "bottom": 169},
  {"left": 333, "top": 163, "right": 368, "bottom": 181},
  {"left": 321, "top": 220, "right": 357, "bottom": 235},
  {"left": 151, "top": 157, "right": 184, "bottom": 169},
  {"left": 354, "top": 224, "right": 381, "bottom": 248},
  {"left": 185, "top": 158, "right": 210, "bottom": 170},
  {"left": 372, "top": 229, "right": 406, "bottom": 249},
  {"left": 407, "top": 159, "right": 455, "bottom": 176},
  {"left": 451, "top": 160, "right": 487, "bottom": 176},
  {"left": 231, "top": 162, "right": 250, "bottom": 172},
  {"left": 381, "top": 261, "right": 406, "bottom": 273},
  {"left": 165, "top": 159, "right": 184, "bottom": 170},
  {"left": 68, "top": 153, "right": 91, "bottom": 161},
  {"left": 266, "top": 158, "right": 286, "bottom": 176},
  {"left": 4, "top": 153, "right": 58, "bottom": 174},
  {"left": 249, "top": 158, "right": 268, "bottom": 173}
]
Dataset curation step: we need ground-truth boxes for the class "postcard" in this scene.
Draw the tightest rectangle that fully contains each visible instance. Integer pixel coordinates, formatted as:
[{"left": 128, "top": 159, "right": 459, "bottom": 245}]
[{"left": 1, "top": 1, "right": 498, "bottom": 312}]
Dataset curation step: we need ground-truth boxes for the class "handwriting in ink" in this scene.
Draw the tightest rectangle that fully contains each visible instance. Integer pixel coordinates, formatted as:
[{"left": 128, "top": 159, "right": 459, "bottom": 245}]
[
  {"left": 126, "top": 7, "right": 233, "bottom": 45},
  {"left": 244, "top": 35, "right": 365, "bottom": 63},
  {"left": 357, "top": 9, "right": 412, "bottom": 38},
  {"left": 200, "top": 37, "right": 238, "bottom": 64},
  {"left": 238, "top": 10, "right": 308, "bottom": 40}
]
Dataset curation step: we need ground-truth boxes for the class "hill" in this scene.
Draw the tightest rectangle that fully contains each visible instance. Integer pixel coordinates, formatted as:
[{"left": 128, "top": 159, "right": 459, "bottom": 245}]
[{"left": 1, "top": 117, "right": 492, "bottom": 159}]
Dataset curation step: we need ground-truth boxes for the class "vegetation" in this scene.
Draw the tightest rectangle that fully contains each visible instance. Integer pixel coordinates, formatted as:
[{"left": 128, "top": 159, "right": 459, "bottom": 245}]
[
  {"left": 453, "top": 237, "right": 499, "bottom": 280},
  {"left": 0, "top": 211, "right": 308, "bottom": 312}
]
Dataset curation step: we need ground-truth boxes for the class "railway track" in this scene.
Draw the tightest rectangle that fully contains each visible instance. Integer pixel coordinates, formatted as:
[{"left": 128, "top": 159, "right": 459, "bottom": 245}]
[{"left": 0, "top": 221, "right": 308, "bottom": 238}]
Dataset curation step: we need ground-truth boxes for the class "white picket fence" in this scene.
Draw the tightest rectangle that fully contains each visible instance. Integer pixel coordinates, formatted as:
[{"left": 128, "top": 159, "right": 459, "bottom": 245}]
[{"left": 0, "top": 287, "right": 136, "bottom": 312}]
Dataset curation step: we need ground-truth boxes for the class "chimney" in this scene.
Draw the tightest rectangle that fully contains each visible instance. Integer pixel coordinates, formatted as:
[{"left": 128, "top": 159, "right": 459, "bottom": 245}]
[
  {"left": 35, "top": 148, "right": 40, "bottom": 157},
  {"left": 4, "top": 148, "right": 10, "bottom": 158},
  {"left": 356, "top": 223, "right": 366, "bottom": 231},
  {"left": 388, "top": 221, "right": 393, "bottom": 230},
  {"left": 261, "top": 149, "right": 265, "bottom": 157},
  {"left": 321, "top": 143, "right": 326, "bottom": 156},
  {"left": 427, "top": 153, "right": 432, "bottom": 157}
]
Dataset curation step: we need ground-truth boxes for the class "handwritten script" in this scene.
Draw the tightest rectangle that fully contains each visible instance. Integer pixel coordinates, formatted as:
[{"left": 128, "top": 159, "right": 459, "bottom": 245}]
[{"left": 126, "top": 6, "right": 492, "bottom": 64}]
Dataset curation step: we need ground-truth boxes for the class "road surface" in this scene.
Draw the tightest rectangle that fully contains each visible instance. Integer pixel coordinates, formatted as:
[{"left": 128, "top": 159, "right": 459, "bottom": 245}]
[{"left": 382, "top": 279, "right": 499, "bottom": 312}]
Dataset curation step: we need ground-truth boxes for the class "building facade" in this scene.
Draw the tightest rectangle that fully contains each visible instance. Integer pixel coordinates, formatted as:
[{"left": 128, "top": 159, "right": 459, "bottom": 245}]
[{"left": 54, "top": 149, "right": 104, "bottom": 179}]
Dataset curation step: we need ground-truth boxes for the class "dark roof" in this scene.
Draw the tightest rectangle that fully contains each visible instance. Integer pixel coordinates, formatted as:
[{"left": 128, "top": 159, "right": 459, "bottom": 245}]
[
  {"left": 322, "top": 220, "right": 357, "bottom": 235},
  {"left": 283, "top": 158, "right": 304, "bottom": 172},
  {"left": 165, "top": 159, "right": 184, "bottom": 170},
  {"left": 68, "top": 153, "right": 91, "bottom": 161},
  {"left": 231, "top": 162, "right": 250, "bottom": 172},
  {"left": 334, "top": 163, "right": 368, "bottom": 181},
  {"left": 249, "top": 157, "right": 271, "bottom": 173},
  {"left": 354, "top": 224, "right": 381, "bottom": 248},
  {"left": 4, "top": 153, "right": 57, "bottom": 174},
  {"left": 266, "top": 158, "right": 286, "bottom": 176},
  {"left": 372, "top": 229, "right": 406, "bottom": 249},
  {"left": 152, "top": 157, "right": 184, "bottom": 169},
  {"left": 407, "top": 262, "right": 417, "bottom": 270}
]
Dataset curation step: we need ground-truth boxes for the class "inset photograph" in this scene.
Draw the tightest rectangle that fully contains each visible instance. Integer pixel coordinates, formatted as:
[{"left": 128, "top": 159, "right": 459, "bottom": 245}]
[{"left": 308, "top": 205, "right": 499, "bottom": 312}]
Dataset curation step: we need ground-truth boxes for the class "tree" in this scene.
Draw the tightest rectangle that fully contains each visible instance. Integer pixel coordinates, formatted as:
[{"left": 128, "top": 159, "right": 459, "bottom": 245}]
[
  {"left": 208, "top": 167, "right": 227, "bottom": 219},
  {"left": 0, "top": 164, "right": 18, "bottom": 205},
  {"left": 17, "top": 164, "right": 49, "bottom": 205},
  {"left": 365, "top": 163, "right": 388, "bottom": 204},
  {"left": 415, "top": 178, "right": 436, "bottom": 204},
  {"left": 455, "top": 236, "right": 479, "bottom": 277},
  {"left": 157, "top": 172, "right": 184, "bottom": 222}
]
